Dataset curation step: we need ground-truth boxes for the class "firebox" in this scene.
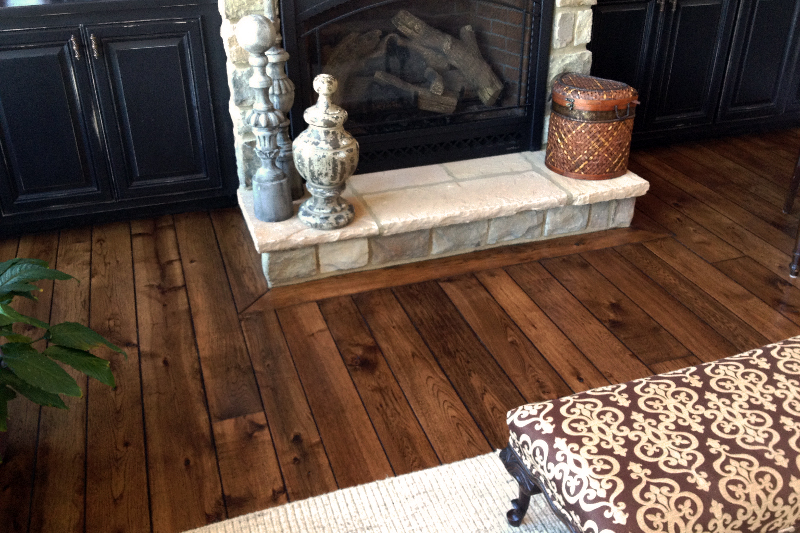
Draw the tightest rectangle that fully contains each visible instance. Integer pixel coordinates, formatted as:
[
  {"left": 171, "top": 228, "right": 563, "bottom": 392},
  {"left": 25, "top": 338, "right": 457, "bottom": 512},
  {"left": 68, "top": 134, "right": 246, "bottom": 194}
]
[{"left": 280, "top": 0, "right": 553, "bottom": 173}]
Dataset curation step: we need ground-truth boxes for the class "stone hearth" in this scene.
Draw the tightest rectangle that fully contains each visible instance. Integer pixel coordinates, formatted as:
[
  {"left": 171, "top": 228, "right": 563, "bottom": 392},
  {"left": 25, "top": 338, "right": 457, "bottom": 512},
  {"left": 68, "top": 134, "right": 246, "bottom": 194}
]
[{"left": 240, "top": 150, "right": 648, "bottom": 287}]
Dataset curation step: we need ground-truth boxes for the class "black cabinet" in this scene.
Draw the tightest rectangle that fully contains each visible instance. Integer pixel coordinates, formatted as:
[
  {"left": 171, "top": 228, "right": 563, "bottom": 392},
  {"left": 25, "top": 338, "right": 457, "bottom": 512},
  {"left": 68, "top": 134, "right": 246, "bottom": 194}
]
[
  {"left": 0, "top": 0, "right": 236, "bottom": 234},
  {"left": 589, "top": 0, "right": 800, "bottom": 142}
]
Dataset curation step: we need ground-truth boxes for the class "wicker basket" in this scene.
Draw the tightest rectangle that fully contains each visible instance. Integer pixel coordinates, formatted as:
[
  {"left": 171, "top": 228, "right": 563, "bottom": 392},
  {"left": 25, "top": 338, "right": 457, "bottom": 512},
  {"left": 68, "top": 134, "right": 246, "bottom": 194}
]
[{"left": 545, "top": 73, "right": 639, "bottom": 180}]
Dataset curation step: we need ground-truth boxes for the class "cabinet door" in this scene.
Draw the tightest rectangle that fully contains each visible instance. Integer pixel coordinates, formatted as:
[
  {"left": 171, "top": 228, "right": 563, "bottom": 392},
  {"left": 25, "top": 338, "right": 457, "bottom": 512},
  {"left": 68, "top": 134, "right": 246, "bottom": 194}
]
[
  {"left": 87, "top": 18, "right": 222, "bottom": 200},
  {"left": 717, "top": 0, "right": 800, "bottom": 121},
  {"left": 645, "top": 0, "right": 737, "bottom": 129},
  {"left": 589, "top": 0, "right": 662, "bottom": 130},
  {"left": 0, "top": 27, "right": 113, "bottom": 215}
]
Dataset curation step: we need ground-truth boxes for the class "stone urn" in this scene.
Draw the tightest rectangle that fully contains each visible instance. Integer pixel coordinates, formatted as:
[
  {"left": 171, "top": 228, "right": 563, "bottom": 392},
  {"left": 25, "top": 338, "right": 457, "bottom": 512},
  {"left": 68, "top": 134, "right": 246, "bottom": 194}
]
[{"left": 293, "top": 74, "right": 358, "bottom": 230}]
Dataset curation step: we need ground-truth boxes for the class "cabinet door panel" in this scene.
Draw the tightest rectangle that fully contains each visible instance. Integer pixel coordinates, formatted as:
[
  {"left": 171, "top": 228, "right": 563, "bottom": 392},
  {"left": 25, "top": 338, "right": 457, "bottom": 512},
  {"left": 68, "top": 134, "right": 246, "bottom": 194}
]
[
  {"left": 718, "top": 0, "right": 800, "bottom": 121},
  {"left": 0, "top": 28, "right": 112, "bottom": 214},
  {"left": 647, "top": 0, "right": 736, "bottom": 128},
  {"left": 89, "top": 19, "right": 222, "bottom": 199}
]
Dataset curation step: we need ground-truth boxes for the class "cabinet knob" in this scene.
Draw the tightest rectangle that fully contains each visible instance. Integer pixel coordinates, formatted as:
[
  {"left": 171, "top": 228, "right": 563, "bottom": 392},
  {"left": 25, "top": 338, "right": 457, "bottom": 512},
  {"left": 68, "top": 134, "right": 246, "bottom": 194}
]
[
  {"left": 90, "top": 34, "right": 101, "bottom": 60},
  {"left": 70, "top": 35, "right": 81, "bottom": 60}
]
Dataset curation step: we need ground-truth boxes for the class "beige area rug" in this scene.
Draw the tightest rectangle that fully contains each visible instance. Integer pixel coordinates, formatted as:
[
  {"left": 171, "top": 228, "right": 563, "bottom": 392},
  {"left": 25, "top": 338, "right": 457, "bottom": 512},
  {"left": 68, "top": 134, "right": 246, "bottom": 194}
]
[{"left": 186, "top": 451, "right": 571, "bottom": 533}]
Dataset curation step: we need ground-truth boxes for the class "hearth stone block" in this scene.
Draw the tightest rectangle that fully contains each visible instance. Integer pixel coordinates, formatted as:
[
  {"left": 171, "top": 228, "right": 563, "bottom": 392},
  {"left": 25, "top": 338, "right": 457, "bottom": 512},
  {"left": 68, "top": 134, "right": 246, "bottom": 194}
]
[
  {"left": 611, "top": 197, "right": 636, "bottom": 228},
  {"left": 544, "top": 205, "right": 590, "bottom": 236},
  {"left": 349, "top": 164, "right": 451, "bottom": 194},
  {"left": 443, "top": 153, "right": 533, "bottom": 181},
  {"left": 587, "top": 201, "right": 612, "bottom": 230},
  {"left": 552, "top": 11, "right": 575, "bottom": 49},
  {"left": 262, "top": 247, "right": 317, "bottom": 285},
  {"left": 221, "top": 20, "right": 249, "bottom": 64},
  {"left": 555, "top": 0, "right": 597, "bottom": 6},
  {"left": 547, "top": 50, "right": 592, "bottom": 89},
  {"left": 488, "top": 211, "right": 545, "bottom": 244},
  {"left": 574, "top": 8, "right": 593, "bottom": 46},
  {"left": 236, "top": 140, "right": 259, "bottom": 188},
  {"left": 371, "top": 230, "right": 430, "bottom": 264},
  {"left": 319, "top": 239, "right": 369, "bottom": 273},
  {"left": 223, "top": 0, "right": 264, "bottom": 21},
  {"left": 230, "top": 65, "right": 255, "bottom": 106},
  {"left": 432, "top": 221, "right": 489, "bottom": 255}
]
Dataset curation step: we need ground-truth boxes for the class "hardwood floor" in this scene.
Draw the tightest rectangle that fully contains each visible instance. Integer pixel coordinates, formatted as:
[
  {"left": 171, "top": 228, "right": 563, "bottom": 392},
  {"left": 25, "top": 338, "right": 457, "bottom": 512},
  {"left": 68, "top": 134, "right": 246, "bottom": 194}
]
[{"left": 2, "top": 129, "right": 800, "bottom": 532}]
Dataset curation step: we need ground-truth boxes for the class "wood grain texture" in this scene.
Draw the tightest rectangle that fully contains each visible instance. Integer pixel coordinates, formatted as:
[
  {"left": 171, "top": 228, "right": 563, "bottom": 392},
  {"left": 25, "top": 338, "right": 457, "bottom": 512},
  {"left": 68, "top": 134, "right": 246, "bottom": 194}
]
[
  {"left": 644, "top": 238, "right": 800, "bottom": 343},
  {"left": 648, "top": 356, "right": 704, "bottom": 375},
  {"left": 277, "top": 302, "right": 394, "bottom": 488},
  {"left": 353, "top": 289, "right": 491, "bottom": 462},
  {"left": 239, "top": 305, "right": 336, "bottom": 502},
  {"left": 541, "top": 254, "right": 691, "bottom": 366},
  {"left": 86, "top": 222, "right": 149, "bottom": 533},
  {"left": 583, "top": 248, "right": 738, "bottom": 362},
  {"left": 319, "top": 296, "right": 440, "bottom": 476},
  {"left": 475, "top": 268, "right": 609, "bottom": 392},
  {"left": 0, "top": 232, "right": 58, "bottom": 533},
  {"left": 617, "top": 242, "right": 770, "bottom": 351},
  {"left": 506, "top": 262, "right": 652, "bottom": 384},
  {"left": 210, "top": 208, "right": 268, "bottom": 312},
  {"left": 132, "top": 217, "right": 225, "bottom": 532},
  {"left": 29, "top": 227, "right": 91, "bottom": 533},
  {"left": 174, "top": 211, "right": 262, "bottom": 422},
  {"left": 213, "top": 412, "right": 287, "bottom": 517},
  {"left": 438, "top": 274, "right": 573, "bottom": 403},
  {"left": 392, "top": 281, "right": 525, "bottom": 449}
]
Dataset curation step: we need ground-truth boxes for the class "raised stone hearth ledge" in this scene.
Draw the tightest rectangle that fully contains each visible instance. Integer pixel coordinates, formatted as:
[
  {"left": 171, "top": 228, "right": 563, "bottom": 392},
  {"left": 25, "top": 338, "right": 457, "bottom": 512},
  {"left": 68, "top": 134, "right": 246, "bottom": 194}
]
[{"left": 239, "top": 151, "right": 649, "bottom": 287}]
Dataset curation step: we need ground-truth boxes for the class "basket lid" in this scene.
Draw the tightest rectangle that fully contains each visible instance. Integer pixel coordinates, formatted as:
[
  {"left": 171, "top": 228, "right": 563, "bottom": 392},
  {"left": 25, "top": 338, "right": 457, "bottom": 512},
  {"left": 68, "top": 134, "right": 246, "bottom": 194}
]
[{"left": 553, "top": 72, "right": 638, "bottom": 101}]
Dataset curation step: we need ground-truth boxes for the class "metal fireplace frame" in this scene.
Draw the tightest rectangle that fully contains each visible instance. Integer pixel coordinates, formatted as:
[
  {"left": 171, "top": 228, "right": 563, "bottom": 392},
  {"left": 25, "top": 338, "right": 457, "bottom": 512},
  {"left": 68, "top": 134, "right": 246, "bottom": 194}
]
[{"left": 280, "top": 0, "right": 554, "bottom": 173}]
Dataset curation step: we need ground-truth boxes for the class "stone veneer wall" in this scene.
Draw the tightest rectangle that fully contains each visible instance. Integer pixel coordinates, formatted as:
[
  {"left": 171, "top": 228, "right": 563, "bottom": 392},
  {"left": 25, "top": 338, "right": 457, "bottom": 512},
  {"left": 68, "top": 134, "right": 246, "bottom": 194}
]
[{"left": 217, "top": 0, "right": 596, "bottom": 187}]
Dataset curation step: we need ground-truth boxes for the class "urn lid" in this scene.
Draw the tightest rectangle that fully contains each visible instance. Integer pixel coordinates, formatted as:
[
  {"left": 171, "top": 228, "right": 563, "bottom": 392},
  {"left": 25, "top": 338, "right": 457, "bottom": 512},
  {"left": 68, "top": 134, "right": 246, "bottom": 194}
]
[{"left": 304, "top": 74, "right": 348, "bottom": 129}]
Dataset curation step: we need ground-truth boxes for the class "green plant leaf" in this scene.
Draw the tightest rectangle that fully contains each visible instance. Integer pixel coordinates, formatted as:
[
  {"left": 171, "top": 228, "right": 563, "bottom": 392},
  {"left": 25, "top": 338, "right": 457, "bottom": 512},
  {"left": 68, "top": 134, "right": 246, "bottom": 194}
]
[
  {"left": 44, "top": 346, "right": 115, "bottom": 387},
  {"left": 47, "top": 322, "right": 125, "bottom": 355},
  {"left": 1, "top": 343, "right": 82, "bottom": 397},
  {"left": 0, "top": 261, "right": 72, "bottom": 301},
  {"left": 1, "top": 333, "right": 32, "bottom": 343},
  {"left": 0, "top": 385, "right": 15, "bottom": 433},
  {"left": 0, "top": 303, "right": 49, "bottom": 329},
  {"left": 0, "top": 368, "right": 67, "bottom": 409}
]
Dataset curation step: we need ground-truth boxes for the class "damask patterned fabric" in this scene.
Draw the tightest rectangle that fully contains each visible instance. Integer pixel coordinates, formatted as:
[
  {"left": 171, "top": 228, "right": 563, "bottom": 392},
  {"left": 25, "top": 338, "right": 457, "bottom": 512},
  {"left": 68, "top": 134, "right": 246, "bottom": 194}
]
[{"left": 507, "top": 337, "right": 800, "bottom": 533}]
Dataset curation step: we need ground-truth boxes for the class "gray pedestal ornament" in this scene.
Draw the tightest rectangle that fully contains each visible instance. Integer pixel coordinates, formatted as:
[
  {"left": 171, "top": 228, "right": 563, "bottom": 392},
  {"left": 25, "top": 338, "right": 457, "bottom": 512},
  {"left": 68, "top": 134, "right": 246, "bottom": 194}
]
[
  {"left": 235, "top": 15, "right": 292, "bottom": 222},
  {"left": 293, "top": 75, "right": 358, "bottom": 230}
]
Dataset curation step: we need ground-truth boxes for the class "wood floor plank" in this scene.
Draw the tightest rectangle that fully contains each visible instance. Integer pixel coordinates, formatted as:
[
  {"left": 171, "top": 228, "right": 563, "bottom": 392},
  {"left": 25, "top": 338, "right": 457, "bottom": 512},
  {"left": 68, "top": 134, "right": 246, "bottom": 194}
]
[
  {"left": 474, "top": 268, "right": 609, "bottom": 392},
  {"left": 213, "top": 412, "right": 287, "bottom": 517},
  {"left": 541, "top": 254, "right": 691, "bottom": 366},
  {"left": 642, "top": 146, "right": 795, "bottom": 235},
  {"left": 740, "top": 133, "right": 798, "bottom": 163},
  {"left": 715, "top": 256, "right": 800, "bottom": 327},
  {"left": 86, "top": 222, "right": 149, "bottom": 533},
  {"left": 256, "top": 217, "right": 668, "bottom": 311},
  {"left": 582, "top": 248, "right": 739, "bottom": 363},
  {"left": 239, "top": 305, "right": 336, "bottom": 502},
  {"left": 616, "top": 242, "right": 770, "bottom": 351},
  {"left": 353, "top": 289, "right": 491, "bottom": 462},
  {"left": 506, "top": 262, "right": 653, "bottom": 383},
  {"left": 276, "top": 302, "right": 394, "bottom": 488},
  {"left": 0, "top": 235, "right": 18, "bottom": 260},
  {"left": 29, "top": 228, "right": 92, "bottom": 533},
  {"left": 631, "top": 160, "right": 798, "bottom": 284},
  {"left": 726, "top": 136, "right": 796, "bottom": 176},
  {"left": 131, "top": 217, "right": 225, "bottom": 532},
  {"left": 174, "top": 211, "right": 262, "bottom": 422},
  {"left": 392, "top": 281, "right": 526, "bottom": 449},
  {"left": 704, "top": 138, "right": 789, "bottom": 187},
  {"left": 0, "top": 232, "right": 58, "bottom": 533},
  {"left": 210, "top": 208, "right": 268, "bottom": 312},
  {"left": 633, "top": 190, "right": 743, "bottom": 263},
  {"left": 319, "top": 296, "right": 440, "bottom": 476},
  {"left": 632, "top": 151, "right": 796, "bottom": 252},
  {"left": 648, "top": 356, "right": 704, "bottom": 375},
  {"left": 438, "top": 274, "right": 573, "bottom": 402},
  {"left": 643, "top": 238, "right": 800, "bottom": 343}
]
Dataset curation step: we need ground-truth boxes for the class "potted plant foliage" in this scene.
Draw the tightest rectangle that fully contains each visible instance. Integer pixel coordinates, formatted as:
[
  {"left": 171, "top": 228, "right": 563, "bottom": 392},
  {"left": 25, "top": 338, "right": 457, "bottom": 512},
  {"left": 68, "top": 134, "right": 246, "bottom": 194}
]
[{"left": 0, "top": 258, "right": 124, "bottom": 462}]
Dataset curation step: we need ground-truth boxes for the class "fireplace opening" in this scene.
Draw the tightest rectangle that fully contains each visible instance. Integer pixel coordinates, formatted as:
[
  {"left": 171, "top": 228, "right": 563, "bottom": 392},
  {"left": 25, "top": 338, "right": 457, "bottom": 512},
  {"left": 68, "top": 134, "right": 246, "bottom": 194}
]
[{"left": 281, "top": 0, "right": 553, "bottom": 173}]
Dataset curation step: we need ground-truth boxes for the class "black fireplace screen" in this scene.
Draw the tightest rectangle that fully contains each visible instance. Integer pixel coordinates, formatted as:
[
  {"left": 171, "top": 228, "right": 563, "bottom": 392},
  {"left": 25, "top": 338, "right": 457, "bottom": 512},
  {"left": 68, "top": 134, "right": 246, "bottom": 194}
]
[{"left": 281, "top": 0, "right": 553, "bottom": 173}]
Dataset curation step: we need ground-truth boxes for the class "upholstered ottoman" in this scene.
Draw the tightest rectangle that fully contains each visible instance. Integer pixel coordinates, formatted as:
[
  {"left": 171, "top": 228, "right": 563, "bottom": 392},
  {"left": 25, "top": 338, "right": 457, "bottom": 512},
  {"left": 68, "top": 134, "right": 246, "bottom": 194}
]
[{"left": 501, "top": 337, "right": 800, "bottom": 533}]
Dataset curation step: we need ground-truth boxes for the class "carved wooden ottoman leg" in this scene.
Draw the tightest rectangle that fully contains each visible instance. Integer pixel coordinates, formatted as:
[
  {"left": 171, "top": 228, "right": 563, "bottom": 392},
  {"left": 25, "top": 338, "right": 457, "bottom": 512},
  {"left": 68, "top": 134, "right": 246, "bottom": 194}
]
[{"left": 499, "top": 446, "right": 541, "bottom": 527}]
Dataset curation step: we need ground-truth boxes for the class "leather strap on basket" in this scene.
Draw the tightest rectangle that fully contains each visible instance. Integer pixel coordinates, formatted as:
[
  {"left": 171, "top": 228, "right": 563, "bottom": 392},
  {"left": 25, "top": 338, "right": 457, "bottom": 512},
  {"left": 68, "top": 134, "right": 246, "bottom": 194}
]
[{"left": 553, "top": 92, "right": 640, "bottom": 112}]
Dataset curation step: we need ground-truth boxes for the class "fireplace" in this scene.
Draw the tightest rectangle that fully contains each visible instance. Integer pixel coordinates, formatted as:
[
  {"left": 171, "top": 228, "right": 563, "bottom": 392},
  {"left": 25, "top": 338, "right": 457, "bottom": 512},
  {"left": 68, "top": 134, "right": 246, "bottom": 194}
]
[{"left": 280, "top": 0, "right": 553, "bottom": 173}]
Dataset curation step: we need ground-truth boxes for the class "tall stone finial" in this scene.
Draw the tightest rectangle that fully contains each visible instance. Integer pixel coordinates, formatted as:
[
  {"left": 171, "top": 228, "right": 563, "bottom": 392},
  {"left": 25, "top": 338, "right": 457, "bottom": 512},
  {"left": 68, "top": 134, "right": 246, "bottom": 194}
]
[
  {"left": 293, "top": 75, "right": 358, "bottom": 230},
  {"left": 235, "top": 14, "right": 292, "bottom": 222},
  {"left": 267, "top": 45, "right": 303, "bottom": 200}
]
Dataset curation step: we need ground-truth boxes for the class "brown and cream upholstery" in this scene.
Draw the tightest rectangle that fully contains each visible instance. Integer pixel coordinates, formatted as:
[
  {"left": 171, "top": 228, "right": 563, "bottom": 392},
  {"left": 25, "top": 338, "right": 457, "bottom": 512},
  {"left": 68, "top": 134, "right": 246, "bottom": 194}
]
[{"left": 503, "top": 337, "right": 800, "bottom": 533}]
